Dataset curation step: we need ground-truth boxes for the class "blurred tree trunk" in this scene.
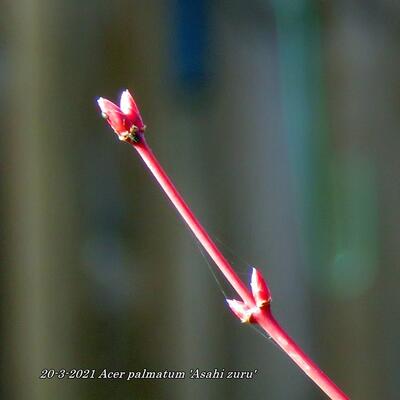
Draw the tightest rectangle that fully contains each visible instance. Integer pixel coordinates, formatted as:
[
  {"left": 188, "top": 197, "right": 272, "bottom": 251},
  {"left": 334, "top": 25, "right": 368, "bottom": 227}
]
[
  {"left": 4, "top": 0, "right": 79, "bottom": 399},
  {"left": 325, "top": 2, "right": 400, "bottom": 398}
]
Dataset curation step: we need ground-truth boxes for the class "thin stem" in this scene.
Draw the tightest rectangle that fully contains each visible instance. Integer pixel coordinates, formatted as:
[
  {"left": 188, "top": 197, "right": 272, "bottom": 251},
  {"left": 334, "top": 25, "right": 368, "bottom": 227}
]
[
  {"left": 256, "top": 309, "right": 347, "bottom": 400},
  {"left": 132, "top": 135, "right": 348, "bottom": 400},
  {"left": 134, "top": 137, "right": 254, "bottom": 306}
]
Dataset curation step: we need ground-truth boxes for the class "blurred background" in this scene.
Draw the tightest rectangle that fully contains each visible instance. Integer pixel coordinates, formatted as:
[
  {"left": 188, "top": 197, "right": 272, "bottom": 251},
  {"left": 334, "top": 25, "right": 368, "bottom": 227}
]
[{"left": 1, "top": 0, "right": 399, "bottom": 399}]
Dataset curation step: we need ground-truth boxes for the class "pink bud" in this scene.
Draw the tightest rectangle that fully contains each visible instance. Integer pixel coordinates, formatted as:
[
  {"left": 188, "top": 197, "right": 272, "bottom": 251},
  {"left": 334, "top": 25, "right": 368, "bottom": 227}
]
[
  {"left": 120, "top": 90, "right": 145, "bottom": 129},
  {"left": 226, "top": 299, "right": 255, "bottom": 323},
  {"left": 250, "top": 267, "right": 271, "bottom": 308},
  {"left": 97, "top": 90, "right": 145, "bottom": 140}
]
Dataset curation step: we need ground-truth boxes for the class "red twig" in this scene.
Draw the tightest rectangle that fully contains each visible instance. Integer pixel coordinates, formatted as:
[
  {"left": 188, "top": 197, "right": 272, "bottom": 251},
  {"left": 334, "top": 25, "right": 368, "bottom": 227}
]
[
  {"left": 134, "top": 136, "right": 348, "bottom": 400},
  {"left": 97, "top": 91, "right": 349, "bottom": 400}
]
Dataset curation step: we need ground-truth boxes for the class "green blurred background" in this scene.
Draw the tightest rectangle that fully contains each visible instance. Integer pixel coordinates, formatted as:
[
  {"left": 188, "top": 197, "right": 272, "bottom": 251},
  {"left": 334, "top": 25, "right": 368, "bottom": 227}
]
[{"left": 1, "top": 1, "right": 399, "bottom": 399}]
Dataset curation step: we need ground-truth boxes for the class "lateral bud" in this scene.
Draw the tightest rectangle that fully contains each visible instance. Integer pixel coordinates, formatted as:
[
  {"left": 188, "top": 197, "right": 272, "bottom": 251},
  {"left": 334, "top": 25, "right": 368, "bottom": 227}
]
[
  {"left": 226, "top": 299, "right": 256, "bottom": 323},
  {"left": 250, "top": 267, "right": 271, "bottom": 308}
]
